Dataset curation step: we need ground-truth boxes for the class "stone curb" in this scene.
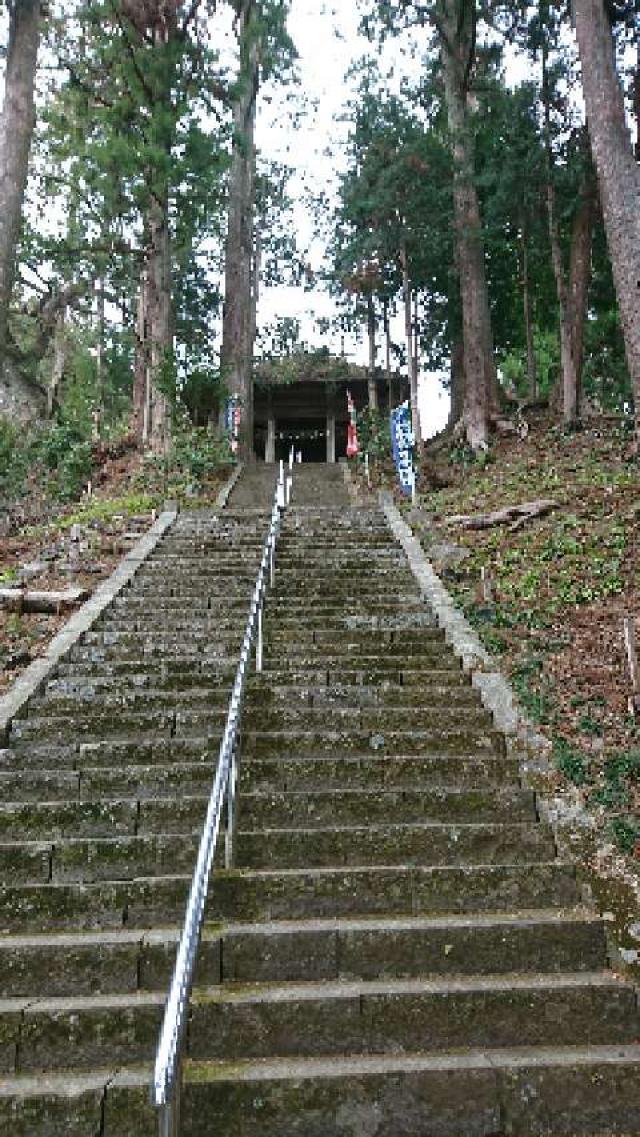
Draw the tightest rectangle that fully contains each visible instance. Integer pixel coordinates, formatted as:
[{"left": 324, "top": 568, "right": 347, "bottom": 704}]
[
  {"left": 0, "top": 509, "right": 178, "bottom": 742},
  {"left": 382, "top": 491, "right": 640, "bottom": 972},
  {"left": 381, "top": 492, "right": 522, "bottom": 738},
  {"left": 0, "top": 461, "right": 244, "bottom": 740}
]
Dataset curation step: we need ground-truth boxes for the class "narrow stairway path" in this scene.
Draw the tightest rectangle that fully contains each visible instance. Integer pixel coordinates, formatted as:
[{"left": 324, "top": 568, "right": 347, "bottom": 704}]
[{"left": 0, "top": 464, "right": 637, "bottom": 1136}]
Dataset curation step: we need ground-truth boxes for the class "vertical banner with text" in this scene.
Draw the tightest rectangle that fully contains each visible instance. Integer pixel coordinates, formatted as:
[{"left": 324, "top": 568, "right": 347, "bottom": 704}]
[{"left": 390, "top": 401, "right": 416, "bottom": 497}]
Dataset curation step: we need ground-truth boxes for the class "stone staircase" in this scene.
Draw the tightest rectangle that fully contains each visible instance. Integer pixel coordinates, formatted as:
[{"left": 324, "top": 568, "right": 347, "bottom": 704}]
[{"left": 0, "top": 465, "right": 638, "bottom": 1135}]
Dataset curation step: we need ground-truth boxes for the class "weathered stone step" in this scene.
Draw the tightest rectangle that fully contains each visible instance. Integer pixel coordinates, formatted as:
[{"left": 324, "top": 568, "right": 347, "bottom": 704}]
[
  {"left": 0, "top": 735, "right": 217, "bottom": 772},
  {"left": 214, "top": 862, "right": 579, "bottom": 922},
  {"left": 239, "top": 753, "right": 521, "bottom": 792},
  {"left": 263, "top": 627, "right": 444, "bottom": 647},
  {"left": 243, "top": 727, "right": 504, "bottom": 759},
  {"left": 0, "top": 795, "right": 207, "bottom": 840},
  {"left": 10, "top": 706, "right": 226, "bottom": 744},
  {"left": 254, "top": 667, "right": 472, "bottom": 688},
  {"left": 3, "top": 1044, "right": 640, "bottom": 1137},
  {"left": 238, "top": 787, "right": 536, "bottom": 828},
  {"left": 0, "top": 760, "right": 216, "bottom": 800},
  {"left": 248, "top": 683, "right": 480, "bottom": 709},
  {"left": 114, "top": 1045, "right": 640, "bottom": 1137},
  {"left": 243, "top": 705, "right": 493, "bottom": 732},
  {"left": 258, "top": 653, "right": 463, "bottom": 671},
  {"left": 0, "top": 819, "right": 556, "bottom": 885},
  {"left": 188, "top": 971, "right": 637, "bottom": 1060},
  {"left": 0, "top": 861, "right": 579, "bottom": 933},
  {"left": 0, "top": 910, "right": 607, "bottom": 1000},
  {"left": 1, "top": 972, "right": 634, "bottom": 1076},
  {"left": 31, "top": 687, "right": 228, "bottom": 715},
  {"left": 233, "top": 821, "right": 555, "bottom": 870},
  {"left": 51, "top": 660, "right": 235, "bottom": 684},
  {"left": 0, "top": 927, "right": 220, "bottom": 998},
  {"left": 67, "top": 642, "right": 240, "bottom": 664}
]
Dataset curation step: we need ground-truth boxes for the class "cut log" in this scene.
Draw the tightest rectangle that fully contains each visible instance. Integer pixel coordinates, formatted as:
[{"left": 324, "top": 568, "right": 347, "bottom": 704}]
[
  {"left": 0, "top": 587, "right": 89, "bottom": 614},
  {"left": 445, "top": 499, "right": 557, "bottom": 531}
]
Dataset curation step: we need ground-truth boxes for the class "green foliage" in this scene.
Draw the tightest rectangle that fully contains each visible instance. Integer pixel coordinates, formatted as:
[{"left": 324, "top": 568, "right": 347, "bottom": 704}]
[
  {"left": 0, "top": 418, "right": 28, "bottom": 498},
  {"left": 169, "top": 425, "right": 232, "bottom": 490},
  {"left": 553, "top": 738, "right": 589, "bottom": 787},
  {"left": 510, "top": 657, "right": 555, "bottom": 724},
  {"left": 609, "top": 817, "right": 639, "bottom": 855},
  {"left": 357, "top": 406, "right": 391, "bottom": 461}
]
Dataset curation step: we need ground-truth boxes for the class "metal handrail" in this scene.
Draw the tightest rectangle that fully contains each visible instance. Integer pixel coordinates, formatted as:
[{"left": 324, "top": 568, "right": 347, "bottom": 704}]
[{"left": 151, "top": 460, "right": 293, "bottom": 1135}]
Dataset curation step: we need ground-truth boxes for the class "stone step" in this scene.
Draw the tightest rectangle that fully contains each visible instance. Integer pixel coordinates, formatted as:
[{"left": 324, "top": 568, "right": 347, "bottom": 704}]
[
  {"left": 242, "top": 728, "right": 504, "bottom": 759},
  {"left": 0, "top": 910, "right": 606, "bottom": 999},
  {"left": 254, "top": 667, "right": 473, "bottom": 688},
  {"left": 31, "top": 688, "right": 229, "bottom": 715},
  {"left": 0, "top": 786, "right": 536, "bottom": 850},
  {"left": 0, "top": 972, "right": 634, "bottom": 1076},
  {"left": 2, "top": 1045, "right": 640, "bottom": 1136},
  {"left": 239, "top": 753, "right": 521, "bottom": 791},
  {"left": 247, "top": 684, "right": 481, "bottom": 709},
  {"left": 51, "top": 661, "right": 235, "bottom": 684},
  {"left": 232, "top": 821, "right": 555, "bottom": 870},
  {"left": 0, "top": 861, "right": 579, "bottom": 933},
  {"left": 263, "top": 627, "right": 445, "bottom": 647},
  {"left": 238, "top": 787, "right": 536, "bottom": 827},
  {"left": 108, "top": 1045, "right": 640, "bottom": 1137},
  {"left": 258, "top": 653, "right": 463, "bottom": 671},
  {"left": 0, "top": 818, "right": 556, "bottom": 884},
  {"left": 10, "top": 707, "right": 226, "bottom": 744},
  {"left": 242, "top": 705, "right": 493, "bottom": 732},
  {"left": 0, "top": 760, "right": 216, "bottom": 800}
]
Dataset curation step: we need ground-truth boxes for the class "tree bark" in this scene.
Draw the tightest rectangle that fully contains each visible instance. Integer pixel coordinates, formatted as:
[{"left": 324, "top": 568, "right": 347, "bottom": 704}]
[
  {"left": 572, "top": 0, "right": 640, "bottom": 438},
  {"left": 449, "top": 337, "right": 465, "bottom": 426},
  {"left": 145, "top": 187, "right": 172, "bottom": 453},
  {"left": 221, "top": 0, "right": 258, "bottom": 460},
  {"left": 383, "top": 297, "right": 392, "bottom": 408},
  {"left": 47, "top": 305, "right": 67, "bottom": 418},
  {"left": 520, "top": 223, "right": 537, "bottom": 400},
  {"left": 0, "top": 0, "right": 42, "bottom": 375},
  {"left": 400, "top": 242, "right": 422, "bottom": 456},
  {"left": 568, "top": 167, "right": 597, "bottom": 403},
  {"left": 439, "top": 0, "right": 494, "bottom": 451},
  {"left": 546, "top": 175, "right": 580, "bottom": 425},
  {"left": 367, "top": 294, "right": 378, "bottom": 410}
]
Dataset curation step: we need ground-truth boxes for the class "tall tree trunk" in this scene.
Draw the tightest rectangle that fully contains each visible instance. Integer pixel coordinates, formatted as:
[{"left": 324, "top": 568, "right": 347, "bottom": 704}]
[
  {"left": 0, "top": 0, "right": 41, "bottom": 373},
  {"left": 132, "top": 277, "right": 148, "bottom": 441},
  {"left": 400, "top": 242, "right": 422, "bottom": 460},
  {"left": 520, "top": 223, "right": 537, "bottom": 400},
  {"left": 383, "top": 297, "right": 392, "bottom": 408},
  {"left": 542, "top": 36, "right": 580, "bottom": 427},
  {"left": 439, "top": 1, "right": 494, "bottom": 451},
  {"left": 47, "top": 305, "right": 67, "bottom": 418},
  {"left": 367, "top": 294, "right": 378, "bottom": 411},
  {"left": 145, "top": 188, "right": 172, "bottom": 453},
  {"left": 95, "top": 277, "right": 105, "bottom": 435},
  {"left": 568, "top": 167, "right": 597, "bottom": 404},
  {"left": 546, "top": 176, "right": 580, "bottom": 425},
  {"left": 572, "top": 0, "right": 640, "bottom": 438},
  {"left": 449, "top": 338, "right": 465, "bottom": 427},
  {"left": 221, "top": 0, "right": 258, "bottom": 460}
]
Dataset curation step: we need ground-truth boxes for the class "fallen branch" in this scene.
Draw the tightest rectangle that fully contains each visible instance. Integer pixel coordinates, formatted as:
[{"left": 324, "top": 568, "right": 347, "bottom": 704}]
[
  {"left": 445, "top": 499, "right": 558, "bottom": 531},
  {"left": 0, "top": 587, "right": 89, "bottom": 614}
]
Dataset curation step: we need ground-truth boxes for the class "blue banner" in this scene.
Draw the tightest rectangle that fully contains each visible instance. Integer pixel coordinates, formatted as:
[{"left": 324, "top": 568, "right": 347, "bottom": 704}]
[{"left": 390, "top": 402, "right": 415, "bottom": 496}]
